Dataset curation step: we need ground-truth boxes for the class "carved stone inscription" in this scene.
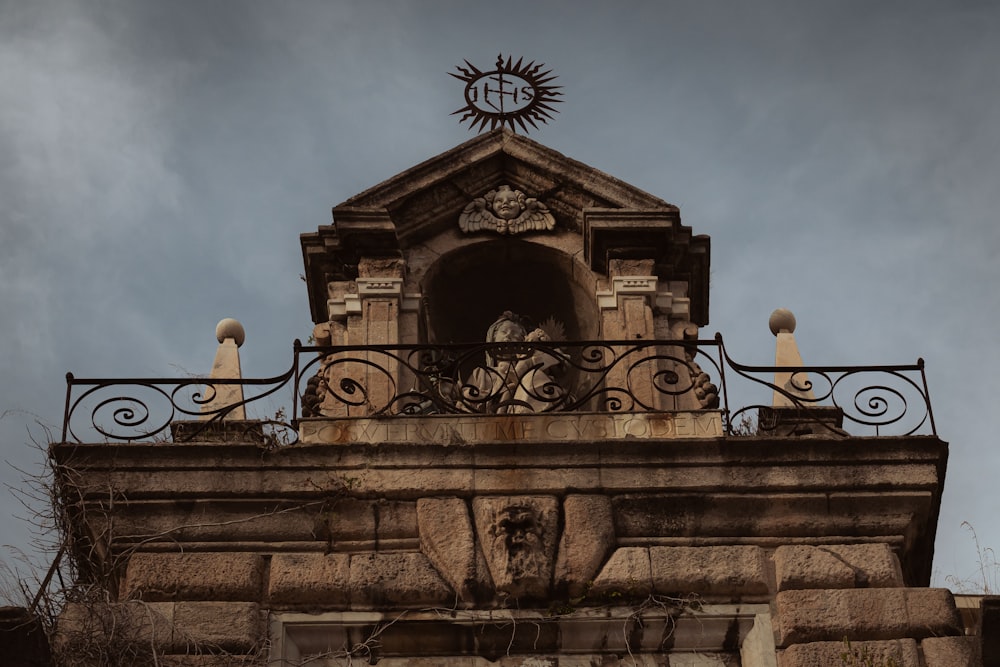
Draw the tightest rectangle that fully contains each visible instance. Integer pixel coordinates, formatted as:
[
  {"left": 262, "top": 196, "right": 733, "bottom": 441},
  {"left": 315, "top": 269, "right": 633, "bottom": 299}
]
[
  {"left": 472, "top": 496, "right": 558, "bottom": 599},
  {"left": 298, "top": 411, "right": 724, "bottom": 444}
]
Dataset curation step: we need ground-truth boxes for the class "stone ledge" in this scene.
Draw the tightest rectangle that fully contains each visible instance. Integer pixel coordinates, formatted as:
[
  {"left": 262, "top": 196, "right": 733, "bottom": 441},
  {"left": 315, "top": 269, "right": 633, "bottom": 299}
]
[
  {"left": 774, "top": 543, "right": 903, "bottom": 591},
  {"left": 123, "top": 552, "right": 264, "bottom": 602},
  {"left": 169, "top": 420, "right": 265, "bottom": 444},
  {"left": 50, "top": 435, "right": 948, "bottom": 587},
  {"left": 650, "top": 545, "right": 769, "bottom": 601},
  {"left": 349, "top": 552, "right": 453, "bottom": 609},
  {"left": 269, "top": 552, "right": 455, "bottom": 610},
  {"left": 54, "top": 601, "right": 261, "bottom": 655},
  {"left": 590, "top": 547, "right": 652, "bottom": 599},
  {"left": 774, "top": 588, "right": 961, "bottom": 647},
  {"left": 269, "top": 605, "right": 769, "bottom": 662},
  {"left": 54, "top": 601, "right": 175, "bottom": 656},
  {"left": 173, "top": 602, "right": 261, "bottom": 653},
  {"left": 268, "top": 553, "right": 350, "bottom": 606},
  {"left": 920, "top": 636, "right": 981, "bottom": 667},
  {"left": 777, "top": 639, "right": 919, "bottom": 667},
  {"left": 299, "top": 411, "right": 725, "bottom": 445},
  {"left": 592, "top": 546, "right": 770, "bottom": 603}
]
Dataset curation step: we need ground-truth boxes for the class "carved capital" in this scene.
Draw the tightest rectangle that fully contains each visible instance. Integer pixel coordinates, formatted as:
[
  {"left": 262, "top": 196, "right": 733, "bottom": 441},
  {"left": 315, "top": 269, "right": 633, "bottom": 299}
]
[
  {"left": 596, "top": 275, "right": 690, "bottom": 317},
  {"left": 327, "top": 278, "right": 421, "bottom": 320},
  {"left": 584, "top": 208, "right": 709, "bottom": 325}
]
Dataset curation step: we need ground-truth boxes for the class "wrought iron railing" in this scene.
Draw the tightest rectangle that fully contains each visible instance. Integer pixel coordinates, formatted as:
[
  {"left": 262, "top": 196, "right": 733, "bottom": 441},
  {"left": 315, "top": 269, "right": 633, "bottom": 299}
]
[{"left": 60, "top": 336, "right": 936, "bottom": 443}]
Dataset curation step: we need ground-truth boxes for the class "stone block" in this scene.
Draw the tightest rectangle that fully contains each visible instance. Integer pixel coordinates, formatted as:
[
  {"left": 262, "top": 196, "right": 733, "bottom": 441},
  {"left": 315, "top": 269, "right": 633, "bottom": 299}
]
[
  {"left": 775, "top": 588, "right": 961, "bottom": 647},
  {"left": 589, "top": 547, "right": 652, "bottom": 600},
  {"left": 375, "top": 499, "right": 417, "bottom": 540},
  {"left": 777, "top": 639, "right": 919, "bottom": 667},
  {"left": 112, "top": 504, "right": 319, "bottom": 543},
  {"left": 417, "top": 497, "right": 490, "bottom": 601},
  {"left": 267, "top": 553, "right": 350, "bottom": 606},
  {"left": 123, "top": 552, "right": 264, "bottom": 602},
  {"left": 328, "top": 498, "right": 375, "bottom": 541},
  {"left": 921, "top": 636, "right": 981, "bottom": 667},
  {"left": 774, "top": 545, "right": 853, "bottom": 591},
  {"left": 825, "top": 543, "right": 905, "bottom": 586},
  {"left": 53, "top": 601, "right": 175, "bottom": 656},
  {"left": 649, "top": 545, "right": 769, "bottom": 600},
  {"left": 472, "top": 467, "right": 601, "bottom": 493},
  {"left": 349, "top": 552, "right": 452, "bottom": 608},
  {"left": 358, "top": 256, "right": 405, "bottom": 279},
  {"left": 258, "top": 497, "right": 415, "bottom": 548},
  {"left": 775, "top": 544, "right": 902, "bottom": 591},
  {"left": 55, "top": 602, "right": 260, "bottom": 657},
  {"left": 901, "top": 588, "right": 963, "bottom": 634},
  {"left": 172, "top": 602, "right": 261, "bottom": 653},
  {"left": 554, "top": 495, "right": 615, "bottom": 598}
]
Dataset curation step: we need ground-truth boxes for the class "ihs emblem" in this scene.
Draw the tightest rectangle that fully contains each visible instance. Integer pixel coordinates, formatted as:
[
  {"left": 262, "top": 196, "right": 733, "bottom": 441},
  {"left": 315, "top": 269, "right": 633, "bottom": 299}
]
[{"left": 450, "top": 55, "right": 563, "bottom": 133}]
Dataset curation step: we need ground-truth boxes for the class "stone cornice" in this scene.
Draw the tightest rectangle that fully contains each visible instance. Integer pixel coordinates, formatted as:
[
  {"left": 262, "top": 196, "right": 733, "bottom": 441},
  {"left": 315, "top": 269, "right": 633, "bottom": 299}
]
[
  {"left": 584, "top": 208, "right": 710, "bottom": 324},
  {"left": 51, "top": 432, "right": 946, "bottom": 585}
]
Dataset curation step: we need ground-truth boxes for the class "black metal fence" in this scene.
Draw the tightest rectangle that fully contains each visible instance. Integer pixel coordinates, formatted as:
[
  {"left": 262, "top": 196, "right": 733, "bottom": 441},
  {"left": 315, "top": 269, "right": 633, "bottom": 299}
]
[{"left": 60, "top": 336, "right": 936, "bottom": 444}]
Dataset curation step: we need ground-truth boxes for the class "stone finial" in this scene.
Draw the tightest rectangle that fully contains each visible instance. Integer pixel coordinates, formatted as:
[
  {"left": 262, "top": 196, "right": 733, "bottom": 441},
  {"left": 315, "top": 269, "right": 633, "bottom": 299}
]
[
  {"left": 768, "top": 308, "right": 796, "bottom": 336},
  {"left": 201, "top": 318, "right": 246, "bottom": 420},
  {"left": 216, "top": 317, "right": 246, "bottom": 346},
  {"left": 770, "top": 309, "right": 815, "bottom": 407}
]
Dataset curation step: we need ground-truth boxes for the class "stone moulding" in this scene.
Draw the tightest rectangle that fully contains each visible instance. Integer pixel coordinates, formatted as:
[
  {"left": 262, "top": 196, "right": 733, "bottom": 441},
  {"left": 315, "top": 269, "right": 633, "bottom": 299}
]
[
  {"left": 268, "top": 605, "right": 776, "bottom": 665},
  {"left": 50, "top": 434, "right": 947, "bottom": 587}
]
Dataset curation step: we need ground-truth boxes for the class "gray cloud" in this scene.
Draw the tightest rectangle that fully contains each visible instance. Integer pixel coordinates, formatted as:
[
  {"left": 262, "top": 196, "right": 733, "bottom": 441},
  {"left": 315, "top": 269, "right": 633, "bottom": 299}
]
[{"left": 2, "top": 0, "right": 998, "bottom": 593}]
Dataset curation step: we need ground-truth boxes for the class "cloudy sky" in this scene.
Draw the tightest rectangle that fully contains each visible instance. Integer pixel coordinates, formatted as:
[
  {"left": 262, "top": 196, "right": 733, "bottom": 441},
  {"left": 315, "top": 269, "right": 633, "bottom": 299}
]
[{"left": 2, "top": 0, "right": 998, "bottom": 595}]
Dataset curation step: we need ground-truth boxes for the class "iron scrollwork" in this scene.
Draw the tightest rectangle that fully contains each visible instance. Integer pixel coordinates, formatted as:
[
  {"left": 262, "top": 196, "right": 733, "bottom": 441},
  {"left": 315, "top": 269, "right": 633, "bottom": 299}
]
[
  {"left": 62, "top": 366, "right": 297, "bottom": 444},
  {"left": 298, "top": 339, "right": 723, "bottom": 417},
  {"left": 59, "top": 336, "right": 937, "bottom": 443},
  {"left": 722, "top": 347, "right": 935, "bottom": 437}
]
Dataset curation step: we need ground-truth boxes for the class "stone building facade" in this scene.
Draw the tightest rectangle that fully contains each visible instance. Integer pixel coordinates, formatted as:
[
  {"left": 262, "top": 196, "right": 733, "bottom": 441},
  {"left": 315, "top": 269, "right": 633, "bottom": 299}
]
[{"left": 48, "top": 131, "right": 980, "bottom": 665}]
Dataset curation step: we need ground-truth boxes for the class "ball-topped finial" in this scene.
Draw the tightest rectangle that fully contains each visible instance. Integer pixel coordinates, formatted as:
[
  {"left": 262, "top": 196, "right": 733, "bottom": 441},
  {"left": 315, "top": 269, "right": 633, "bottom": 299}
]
[
  {"left": 215, "top": 318, "right": 245, "bottom": 347},
  {"left": 768, "top": 308, "right": 796, "bottom": 336}
]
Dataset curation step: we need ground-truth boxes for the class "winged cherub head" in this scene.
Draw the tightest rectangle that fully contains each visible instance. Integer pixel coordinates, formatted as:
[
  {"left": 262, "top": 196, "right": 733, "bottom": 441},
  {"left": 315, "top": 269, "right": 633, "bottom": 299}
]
[{"left": 488, "top": 185, "right": 525, "bottom": 220}]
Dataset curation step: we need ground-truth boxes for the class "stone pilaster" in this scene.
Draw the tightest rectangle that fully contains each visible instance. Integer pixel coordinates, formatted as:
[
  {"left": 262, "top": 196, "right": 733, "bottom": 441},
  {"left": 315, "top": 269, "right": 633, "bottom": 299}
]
[
  {"left": 319, "top": 258, "right": 421, "bottom": 416},
  {"left": 597, "top": 260, "right": 701, "bottom": 411}
]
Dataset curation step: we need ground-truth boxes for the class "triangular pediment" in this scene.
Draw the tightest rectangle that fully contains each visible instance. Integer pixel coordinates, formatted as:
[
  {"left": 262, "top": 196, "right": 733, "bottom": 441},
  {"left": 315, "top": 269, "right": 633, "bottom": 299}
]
[
  {"left": 301, "top": 130, "right": 710, "bottom": 326},
  {"left": 334, "top": 129, "right": 676, "bottom": 246}
]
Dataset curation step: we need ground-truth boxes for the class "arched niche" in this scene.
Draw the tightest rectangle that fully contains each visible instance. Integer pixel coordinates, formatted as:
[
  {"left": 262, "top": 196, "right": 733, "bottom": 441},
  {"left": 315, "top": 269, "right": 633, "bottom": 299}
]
[{"left": 420, "top": 239, "right": 599, "bottom": 344}]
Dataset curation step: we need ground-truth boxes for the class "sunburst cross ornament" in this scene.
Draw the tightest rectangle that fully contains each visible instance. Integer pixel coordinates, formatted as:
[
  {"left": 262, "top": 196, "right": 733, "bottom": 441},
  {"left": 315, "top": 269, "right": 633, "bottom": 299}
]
[{"left": 450, "top": 55, "right": 563, "bottom": 133}]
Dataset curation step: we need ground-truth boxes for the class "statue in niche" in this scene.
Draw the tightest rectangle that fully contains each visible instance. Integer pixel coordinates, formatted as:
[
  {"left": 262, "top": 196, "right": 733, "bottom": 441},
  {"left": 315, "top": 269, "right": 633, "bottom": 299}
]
[
  {"left": 458, "top": 184, "right": 556, "bottom": 235},
  {"left": 463, "top": 311, "right": 567, "bottom": 414},
  {"left": 473, "top": 496, "right": 558, "bottom": 599}
]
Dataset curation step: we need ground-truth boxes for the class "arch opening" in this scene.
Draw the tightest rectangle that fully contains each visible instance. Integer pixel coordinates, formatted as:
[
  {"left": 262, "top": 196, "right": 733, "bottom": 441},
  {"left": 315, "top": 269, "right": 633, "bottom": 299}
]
[{"left": 421, "top": 240, "right": 598, "bottom": 344}]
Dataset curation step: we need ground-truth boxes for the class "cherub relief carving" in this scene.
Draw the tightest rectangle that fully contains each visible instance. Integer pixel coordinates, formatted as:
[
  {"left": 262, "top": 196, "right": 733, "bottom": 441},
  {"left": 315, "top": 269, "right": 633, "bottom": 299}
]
[
  {"left": 459, "top": 185, "right": 556, "bottom": 235},
  {"left": 464, "top": 311, "right": 568, "bottom": 414}
]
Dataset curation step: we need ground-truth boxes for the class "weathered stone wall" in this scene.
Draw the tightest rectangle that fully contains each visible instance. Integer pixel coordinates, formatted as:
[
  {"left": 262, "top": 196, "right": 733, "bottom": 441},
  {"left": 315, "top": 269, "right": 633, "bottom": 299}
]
[{"left": 49, "top": 428, "right": 969, "bottom": 665}]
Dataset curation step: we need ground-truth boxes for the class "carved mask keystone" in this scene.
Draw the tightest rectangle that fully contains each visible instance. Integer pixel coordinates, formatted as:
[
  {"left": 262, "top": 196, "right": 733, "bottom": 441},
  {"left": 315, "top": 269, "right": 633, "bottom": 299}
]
[{"left": 472, "top": 496, "right": 559, "bottom": 599}]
